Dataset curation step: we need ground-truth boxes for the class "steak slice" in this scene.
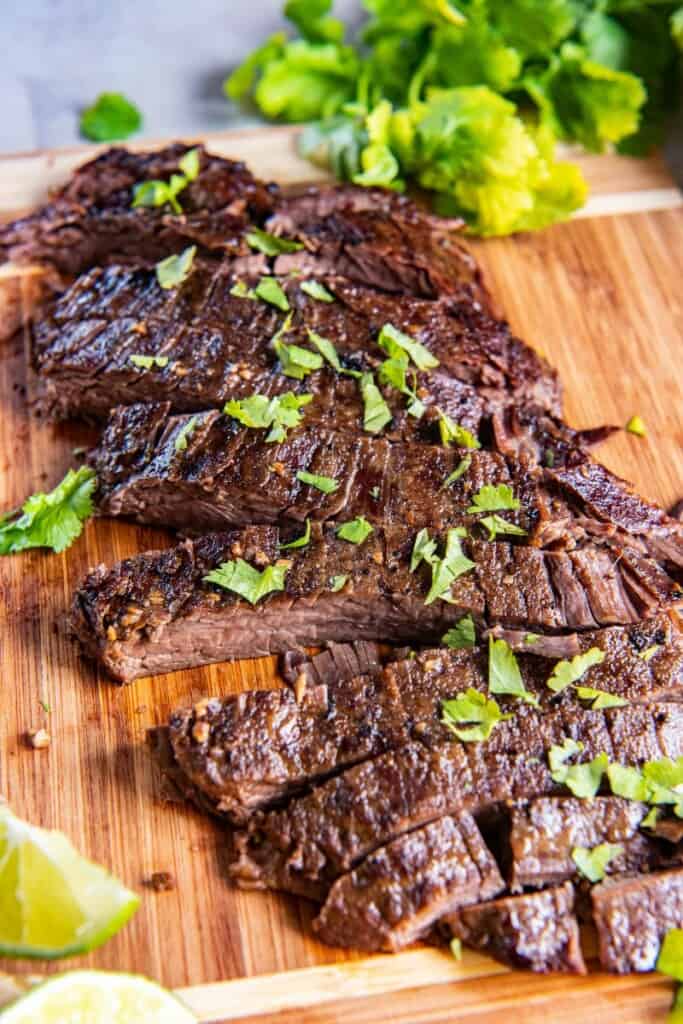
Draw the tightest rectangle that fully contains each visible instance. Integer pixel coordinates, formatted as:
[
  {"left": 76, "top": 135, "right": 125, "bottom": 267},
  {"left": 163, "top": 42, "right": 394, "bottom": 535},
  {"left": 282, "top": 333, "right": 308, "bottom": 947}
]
[
  {"left": 312, "top": 814, "right": 504, "bottom": 952},
  {"left": 507, "top": 797, "right": 682, "bottom": 892},
  {"left": 591, "top": 868, "right": 683, "bottom": 973},
  {"left": 0, "top": 144, "right": 276, "bottom": 278},
  {"left": 32, "top": 262, "right": 559, "bottom": 422},
  {"left": 229, "top": 704, "right": 682, "bottom": 898},
  {"left": 279, "top": 640, "right": 386, "bottom": 689},
  {"left": 444, "top": 883, "right": 586, "bottom": 974},
  {"left": 70, "top": 525, "right": 682, "bottom": 683}
]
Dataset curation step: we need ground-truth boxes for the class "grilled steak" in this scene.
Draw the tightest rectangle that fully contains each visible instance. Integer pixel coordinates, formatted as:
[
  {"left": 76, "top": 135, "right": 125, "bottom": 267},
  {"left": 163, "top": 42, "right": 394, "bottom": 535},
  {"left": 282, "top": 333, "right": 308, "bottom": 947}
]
[
  {"left": 279, "top": 640, "right": 386, "bottom": 689},
  {"left": 151, "top": 617, "right": 682, "bottom": 821},
  {"left": 230, "top": 704, "right": 682, "bottom": 899},
  {"left": 0, "top": 144, "right": 276, "bottom": 278},
  {"left": 444, "top": 883, "right": 586, "bottom": 974},
  {"left": 32, "top": 261, "right": 559, "bottom": 422},
  {"left": 591, "top": 869, "right": 683, "bottom": 973},
  {"left": 312, "top": 814, "right": 504, "bottom": 952},
  {"left": 507, "top": 797, "right": 682, "bottom": 892},
  {"left": 70, "top": 524, "right": 681, "bottom": 683}
]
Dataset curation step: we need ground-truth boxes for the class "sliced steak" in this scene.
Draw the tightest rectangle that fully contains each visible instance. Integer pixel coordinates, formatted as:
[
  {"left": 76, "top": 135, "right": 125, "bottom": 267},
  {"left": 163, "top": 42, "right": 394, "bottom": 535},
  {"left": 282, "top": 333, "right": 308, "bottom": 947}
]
[
  {"left": 0, "top": 144, "right": 276, "bottom": 278},
  {"left": 70, "top": 525, "right": 682, "bottom": 683},
  {"left": 279, "top": 641, "right": 385, "bottom": 689},
  {"left": 32, "top": 263, "right": 559, "bottom": 422},
  {"left": 591, "top": 869, "right": 683, "bottom": 973},
  {"left": 444, "top": 883, "right": 586, "bottom": 974},
  {"left": 312, "top": 814, "right": 504, "bottom": 952},
  {"left": 507, "top": 797, "right": 681, "bottom": 892}
]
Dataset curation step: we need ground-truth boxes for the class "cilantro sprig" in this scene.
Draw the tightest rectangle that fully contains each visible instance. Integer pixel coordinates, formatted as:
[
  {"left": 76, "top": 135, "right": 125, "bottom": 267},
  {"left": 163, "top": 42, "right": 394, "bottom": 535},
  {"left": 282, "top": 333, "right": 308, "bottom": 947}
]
[
  {"left": 223, "top": 391, "right": 312, "bottom": 443},
  {"left": 409, "top": 527, "right": 475, "bottom": 605},
  {"left": 132, "top": 147, "right": 200, "bottom": 215},
  {"left": 204, "top": 558, "right": 289, "bottom": 605},
  {"left": 80, "top": 92, "right": 142, "bottom": 142},
  {"left": 441, "top": 688, "right": 511, "bottom": 743},
  {"left": 0, "top": 467, "right": 96, "bottom": 556}
]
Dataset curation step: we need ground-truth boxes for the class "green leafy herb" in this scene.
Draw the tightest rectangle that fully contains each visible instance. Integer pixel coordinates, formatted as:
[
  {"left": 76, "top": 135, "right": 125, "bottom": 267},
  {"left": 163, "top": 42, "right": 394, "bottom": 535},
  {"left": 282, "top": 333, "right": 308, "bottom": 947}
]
[
  {"left": 549, "top": 738, "right": 584, "bottom": 776},
  {"left": 441, "top": 688, "right": 511, "bottom": 742},
  {"left": 130, "top": 354, "right": 169, "bottom": 370},
  {"left": 329, "top": 574, "right": 348, "bottom": 592},
  {"left": 607, "top": 762, "right": 648, "bottom": 801},
  {"left": 575, "top": 686, "right": 627, "bottom": 710},
  {"left": 488, "top": 636, "right": 538, "bottom": 706},
  {"left": 438, "top": 411, "right": 481, "bottom": 450},
  {"left": 301, "top": 280, "right": 336, "bottom": 302},
  {"left": 203, "top": 558, "right": 289, "bottom": 605},
  {"left": 370, "top": 485, "right": 380, "bottom": 500},
  {"left": 442, "top": 614, "right": 476, "bottom": 649},
  {"left": 410, "top": 527, "right": 438, "bottom": 572},
  {"left": 0, "top": 466, "right": 96, "bottom": 556},
  {"left": 275, "top": 337, "right": 324, "bottom": 380},
  {"left": 479, "top": 514, "right": 527, "bottom": 541},
  {"left": 441, "top": 455, "right": 472, "bottom": 490},
  {"left": 230, "top": 280, "right": 258, "bottom": 299},
  {"left": 281, "top": 518, "right": 311, "bottom": 550},
  {"left": 571, "top": 842, "right": 623, "bottom": 883},
  {"left": 306, "top": 330, "right": 342, "bottom": 371},
  {"left": 336, "top": 516, "right": 374, "bottom": 544},
  {"left": 155, "top": 245, "right": 196, "bottom": 290},
  {"left": 80, "top": 92, "right": 142, "bottom": 142},
  {"left": 449, "top": 937, "right": 462, "bottom": 962},
  {"left": 246, "top": 228, "right": 304, "bottom": 255},
  {"left": 467, "top": 484, "right": 521, "bottom": 514},
  {"left": 425, "top": 529, "right": 476, "bottom": 605},
  {"left": 377, "top": 323, "right": 439, "bottom": 372},
  {"left": 39, "top": 699, "right": 51, "bottom": 715},
  {"left": 296, "top": 469, "right": 339, "bottom": 494},
  {"left": 641, "top": 807, "right": 660, "bottom": 830},
  {"left": 625, "top": 414, "right": 647, "bottom": 437},
  {"left": 174, "top": 416, "right": 198, "bottom": 452},
  {"left": 549, "top": 739, "right": 608, "bottom": 798},
  {"left": 360, "top": 372, "right": 392, "bottom": 434},
  {"left": 131, "top": 147, "right": 200, "bottom": 215},
  {"left": 377, "top": 351, "right": 424, "bottom": 419},
  {"left": 178, "top": 148, "right": 200, "bottom": 181},
  {"left": 547, "top": 647, "right": 606, "bottom": 694},
  {"left": 255, "top": 276, "right": 291, "bottom": 311},
  {"left": 657, "top": 929, "right": 683, "bottom": 983},
  {"left": 638, "top": 644, "right": 662, "bottom": 662},
  {"left": 525, "top": 633, "right": 540, "bottom": 645},
  {"left": 224, "top": 391, "right": 312, "bottom": 443}
]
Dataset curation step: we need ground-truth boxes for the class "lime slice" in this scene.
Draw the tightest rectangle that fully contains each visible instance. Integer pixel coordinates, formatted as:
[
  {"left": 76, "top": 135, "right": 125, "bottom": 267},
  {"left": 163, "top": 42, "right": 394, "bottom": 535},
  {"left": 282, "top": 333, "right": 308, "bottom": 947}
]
[
  {"left": 0, "top": 970, "right": 197, "bottom": 1022},
  {"left": 0, "top": 806, "right": 139, "bottom": 959}
]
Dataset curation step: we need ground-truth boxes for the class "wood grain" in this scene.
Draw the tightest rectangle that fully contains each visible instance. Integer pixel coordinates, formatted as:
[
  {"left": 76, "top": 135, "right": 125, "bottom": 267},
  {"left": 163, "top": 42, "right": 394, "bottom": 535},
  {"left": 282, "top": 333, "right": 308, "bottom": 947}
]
[{"left": 0, "top": 128, "right": 681, "bottom": 1023}]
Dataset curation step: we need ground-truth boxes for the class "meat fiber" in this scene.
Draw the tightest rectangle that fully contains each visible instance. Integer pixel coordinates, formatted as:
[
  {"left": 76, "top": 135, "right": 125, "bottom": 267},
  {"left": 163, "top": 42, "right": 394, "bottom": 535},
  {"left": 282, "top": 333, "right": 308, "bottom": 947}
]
[{"left": 591, "top": 869, "right": 683, "bottom": 973}]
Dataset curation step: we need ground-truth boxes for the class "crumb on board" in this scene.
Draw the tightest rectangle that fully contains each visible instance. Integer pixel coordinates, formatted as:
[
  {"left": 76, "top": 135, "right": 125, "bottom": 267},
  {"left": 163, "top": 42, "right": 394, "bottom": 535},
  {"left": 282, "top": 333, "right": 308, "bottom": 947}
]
[{"left": 144, "top": 871, "right": 175, "bottom": 892}]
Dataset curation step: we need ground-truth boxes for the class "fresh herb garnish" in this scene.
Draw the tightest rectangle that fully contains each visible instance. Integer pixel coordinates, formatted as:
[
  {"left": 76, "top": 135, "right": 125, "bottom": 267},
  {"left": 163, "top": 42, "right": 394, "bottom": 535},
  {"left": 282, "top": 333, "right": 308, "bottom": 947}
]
[
  {"left": 329, "top": 574, "right": 348, "bottom": 592},
  {"left": 449, "top": 938, "right": 462, "bottom": 962},
  {"left": 204, "top": 558, "right": 289, "bottom": 605},
  {"left": 571, "top": 842, "right": 623, "bottom": 882},
  {"left": 224, "top": 392, "right": 312, "bottom": 443},
  {"left": 255, "top": 276, "right": 290, "bottom": 311},
  {"left": 479, "top": 514, "right": 527, "bottom": 541},
  {"left": 296, "top": 469, "right": 339, "bottom": 494},
  {"left": 370, "top": 485, "right": 380, "bottom": 500},
  {"left": 155, "top": 245, "right": 196, "bottom": 290},
  {"left": 246, "top": 228, "right": 304, "bottom": 255},
  {"left": 657, "top": 928, "right": 683, "bottom": 983},
  {"left": 410, "top": 528, "right": 438, "bottom": 572},
  {"left": 641, "top": 807, "right": 660, "bottom": 830},
  {"left": 488, "top": 636, "right": 539, "bottom": 705},
  {"left": 441, "top": 456, "right": 472, "bottom": 491},
  {"left": 625, "top": 414, "right": 646, "bottom": 437},
  {"left": 306, "top": 330, "right": 342, "bottom": 371},
  {"left": 80, "top": 92, "right": 142, "bottom": 142},
  {"left": 441, "top": 688, "right": 511, "bottom": 743},
  {"left": 425, "top": 529, "right": 475, "bottom": 606},
  {"left": 0, "top": 466, "right": 96, "bottom": 556},
  {"left": 377, "top": 352, "right": 424, "bottom": 419},
  {"left": 130, "top": 354, "right": 169, "bottom": 370},
  {"left": 174, "top": 416, "right": 198, "bottom": 452},
  {"left": 546, "top": 647, "right": 606, "bottom": 694},
  {"left": 275, "top": 329, "right": 324, "bottom": 380},
  {"left": 131, "top": 147, "right": 200, "bottom": 214},
  {"left": 438, "top": 411, "right": 480, "bottom": 450},
  {"left": 467, "top": 484, "right": 521, "bottom": 514},
  {"left": 574, "top": 686, "right": 627, "bottom": 710},
  {"left": 301, "top": 280, "right": 336, "bottom": 303},
  {"left": 281, "top": 518, "right": 311, "bottom": 550},
  {"left": 360, "top": 372, "right": 392, "bottom": 434},
  {"left": 230, "top": 280, "right": 257, "bottom": 299},
  {"left": 548, "top": 739, "right": 608, "bottom": 798},
  {"left": 336, "top": 516, "right": 374, "bottom": 544},
  {"left": 442, "top": 614, "right": 476, "bottom": 649},
  {"left": 39, "top": 699, "right": 51, "bottom": 715},
  {"left": 607, "top": 762, "right": 649, "bottom": 801},
  {"left": 377, "top": 323, "right": 439, "bottom": 372},
  {"left": 638, "top": 644, "right": 662, "bottom": 661}
]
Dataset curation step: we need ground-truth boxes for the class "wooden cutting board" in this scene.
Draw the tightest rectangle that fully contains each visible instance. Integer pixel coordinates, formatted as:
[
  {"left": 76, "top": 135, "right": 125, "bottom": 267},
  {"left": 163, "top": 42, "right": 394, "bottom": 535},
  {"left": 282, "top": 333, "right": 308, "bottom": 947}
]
[{"left": 0, "top": 126, "right": 681, "bottom": 1024}]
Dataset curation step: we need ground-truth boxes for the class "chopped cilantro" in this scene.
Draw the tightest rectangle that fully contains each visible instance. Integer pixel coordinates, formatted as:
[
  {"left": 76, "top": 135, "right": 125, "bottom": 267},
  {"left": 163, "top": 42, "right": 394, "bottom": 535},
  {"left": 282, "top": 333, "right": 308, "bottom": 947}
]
[
  {"left": 571, "top": 842, "right": 623, "bottom": 882},
  {"left": 155, "top": 245, "right": 196, "bottom": 290},
  {"left": 425, "top": 529, "right": 475, "bottom": 606},
  {"left": 442, "top": 614, "right": 476, "bottom": 650},
  {"left": 441, "top": 455, "right": 472, "bottom": 491},
  {"left": 223, "top": 391, "right": 312, "bottom": 443},
  {"left": 275, "top": 338, "right": 324, "bottom": 380},
  {"left": 80, "top": 92, "right": 141, "bottom": 142},
  {"left": 657, "top": 929, "right": 683, "bottom": 983},
  {"left": 547, "top": 647, "right": 606, "bottom": 694},
  {"left": 488, "top": 636, "right": 538, "bottom": 705},
  {"left": 377, "top": 351, "right": 424, "bottom": 418},
  {"left": 641, "top": 807, "right": 660, "bottom": 830},
  {"left": 336, "top": 516, "right": 374, "bottom": 544},
  {"left": 438, "top": 411, "right": 481, "bottom": 450},
  {"left": 575, "top": 686, "right": 627, "bottom": 710},
  {"left": 549, "top": 739, "right": 608, "bottom": 798},
  {"left": 360, "top": 372, "right": 392, "bottom": 434},
  {"left": 625, "top": 414, "right": 646, "bottom": 437},
  {"left": 607, "top": 762, "right": 648, "bottom": 801},
  {"left": 246, "top": 228, "right": 304, "bottom": 255},
  {"left": 130, "top": 354, "right": 169, "bottom": 370},
  {"left": 0, "top": 466, "right": 96, "bottom": 555},
  {"left": 479, "top": 514, "right": 527, "bottom": 541},
  {"left": 301, "top": 280, "right": 336, "bottom": 302},
  {"left": 410, "top": 528, "right": 438, "bottom": 573},
  {"left": 449, "top": 938, "right": 462, "bottom": 962},
  {"left": 255, "top": 276, "right": 290, "bottom": 311},
  {"left": 441, "top": 688, "right": 511, "bottom": 742},
  {"left": 281, "top": 518, "right": 311, "bottom": 550},
  {"left": 377, "top": 323, "right": 439, "bottom": 372},
  {"left": 230, "top": 280, "right": 257, "bottom": 299},
  {"left": 296, "top": 470, "right": 339, "bottom": 494},
  {"left": 204, "top": 558, "right": 289, "bottom": 605},
  {"left": 329, "top": 574, "right": 348, "bottom": 592},
  {"left": 638, "top": 644, "right": 662, "bottom": 662},
  {"left": 467, "top": 483, "right": 521, "bottom": 514},
  {"left": 307, "top": 330, "right": 342, "bottom": 371},
  {"left": 39, "top": 699, "right": 51, "bottom": 715},
  {"left": 131, "top": 147, "right": 200, "bottom": 214},
  {"left": 174, "top": 416, "right": 198, "bottom": 452}
]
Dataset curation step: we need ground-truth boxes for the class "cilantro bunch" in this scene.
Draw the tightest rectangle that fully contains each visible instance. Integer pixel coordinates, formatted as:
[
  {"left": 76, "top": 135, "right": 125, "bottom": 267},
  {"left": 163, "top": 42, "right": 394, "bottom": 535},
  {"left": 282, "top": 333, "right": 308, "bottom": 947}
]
[{"left": 226, "top": 0, "right": 682, "bottom": 235}]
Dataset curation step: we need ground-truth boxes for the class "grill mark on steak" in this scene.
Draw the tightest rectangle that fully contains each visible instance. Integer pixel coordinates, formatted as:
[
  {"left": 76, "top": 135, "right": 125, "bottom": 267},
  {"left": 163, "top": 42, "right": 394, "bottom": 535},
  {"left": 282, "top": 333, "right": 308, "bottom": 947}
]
[
  {"left": 591, "top": 869, "right": 683, "bottom": 973},
  {"left": 32, "top": 262, "right": 559, "bottom": 423},
  {"left": 229, "top": 704, "right": 682, "bottom": 899},
  {"left": 443, "top": 883, "right": 586, "bottom": 974},
  {"left": 0, "top": 144, "right": 277, "bottom": 278},
  {"left": 69, "top": 525, "right": 682, "bottom": 683},
  {"left": 312, "top": 813, "right": 504, "bottom": 952}
]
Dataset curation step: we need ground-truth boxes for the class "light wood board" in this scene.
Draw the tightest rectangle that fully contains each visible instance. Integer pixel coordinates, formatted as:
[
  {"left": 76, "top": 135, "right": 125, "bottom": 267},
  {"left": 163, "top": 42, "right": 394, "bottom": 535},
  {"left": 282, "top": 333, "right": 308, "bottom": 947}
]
[{"left": 0, "top": 126, "right": 681, "bottom": 1023}]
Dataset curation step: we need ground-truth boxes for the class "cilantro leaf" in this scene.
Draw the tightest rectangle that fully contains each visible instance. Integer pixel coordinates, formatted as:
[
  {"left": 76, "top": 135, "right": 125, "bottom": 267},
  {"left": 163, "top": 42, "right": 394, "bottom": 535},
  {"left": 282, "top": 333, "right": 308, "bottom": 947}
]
[
  {"left": 230, "top": 280, "right": 258, "bottom": 299},
  {"left": 174, "top": 416, "right": 198, "bottom": 453},
  {"left": 410, "top": 527, "right": 438, "bottom": 572},
  {"left": 224, "top": 392, "right": 312, "bottom": 443},
  {"left": 275, "top": 328, "right": 324, "bottom": 380},
  {"left": 438, "top": 410, "right": 481, "bottom": 450},
  {"left": 425, "top": 528, "right": 475, "bottom": 605},
  {"left": 442, "top": 614, "right": 476, "bottom": 649},
  {"left": 0, "top": 467, "right": 96, "bottom": 555},
  {"left": 281, "top": 518, "right": 311, "bottom": 550},
  {"left": 638, "top": 644, "right": 662, "bottom": 662},
  {"left": 546, "top": 647, "right": 606, "bottom": 694},
  {"left": 131, "top": 149, "right": 200, "bottom": 215},
  {"left": 284, "top": 0, "right": 346, "bottom": 43},
  {"left": 657, "top": 929, "right": 683, "bottom": 983},
  {"left": 329, "top": 574, "right": 348, "bottom": 592},
  {"left": 571, "top": 842, "right": 623, "bottom": 883},
  {"left": 377, "top": 323, "right": 439, "bottom": 371},
  {"left": 336, "top": 516, "right": 374, "bottom": 544},
  {"left": 377, "top": 351, "right": 424, "bottom": 418},
  {"left": 625, "top": 414, "right": 646, "bottom": 437},
  {"left": 204, "top": 558, "right": 289, "bottom": 605},
  {"left": 307, "top": 330, "right": 342, "bottom": 371},
  {"left": 575, "top": 686, "right": 627, "bottom": 710},
  {"left": 130, "top": 354, "right": 169, "bottom": 370},
  {"left": 467, "top": 483, "right": 521, "bottom": 514},
  {"left": 80, "top": 92, "right": 142, "bottom": 142},
  {"left": 246, "top": 228, "right": 304, "bottom": 255},
  {"left": 178, "top": 148, "right": 200, "bottom": 181},
  {"left": 255, "top": 277, "right": 290, "bottom": 311},
  {"left": 441, "top": 455, "right": 472, "bottom": 490},
  {"left": 488, "top": 636, "right": 538, "bottom": 705},
  {"left": 549, "top": 739, "right": 608, "bottom": 798},
  {"left": 607, "top": 762, "right": 648, "bottom": 802},
  {"left": 301, "top": 280, "right": 336, "bottom": 302},
  {"left": 296, "top": 469, "right": 339, "bottom": 494},
  {"left": 360, "top": 372, "right": 392, "bottom": 434},
  {"left": 441, "top": 688, "right": 511, "bottom": 742},
  {"left": 479, "top": 514, "right": 527, "bottom": 541},
  {"left": 155, "top": 246, "right": 196, "bottom": 290}
]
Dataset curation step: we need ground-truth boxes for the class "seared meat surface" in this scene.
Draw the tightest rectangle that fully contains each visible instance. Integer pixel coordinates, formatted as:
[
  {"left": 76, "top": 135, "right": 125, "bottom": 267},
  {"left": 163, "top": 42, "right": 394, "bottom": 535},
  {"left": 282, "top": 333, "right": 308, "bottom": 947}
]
[{"left": 592, "top": 869, "right": 683, "bottom": 973}]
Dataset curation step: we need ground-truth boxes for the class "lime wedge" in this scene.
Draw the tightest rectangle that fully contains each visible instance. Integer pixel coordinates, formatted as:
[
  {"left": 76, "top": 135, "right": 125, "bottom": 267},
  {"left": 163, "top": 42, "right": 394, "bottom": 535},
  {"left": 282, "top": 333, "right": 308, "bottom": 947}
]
[
  {"left": 0, "top": 970, "right": 197, "bottom": 1022},
  {"left": 0, "top": 806, "right": 139, "bottom": 959}
]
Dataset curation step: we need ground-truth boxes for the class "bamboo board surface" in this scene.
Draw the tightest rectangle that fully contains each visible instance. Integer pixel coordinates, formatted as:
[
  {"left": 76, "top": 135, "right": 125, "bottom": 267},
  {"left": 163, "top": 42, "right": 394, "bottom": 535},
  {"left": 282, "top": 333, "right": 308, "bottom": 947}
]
[{"left": 0, "top": 126, "right": 681, "bottom": 1023}]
